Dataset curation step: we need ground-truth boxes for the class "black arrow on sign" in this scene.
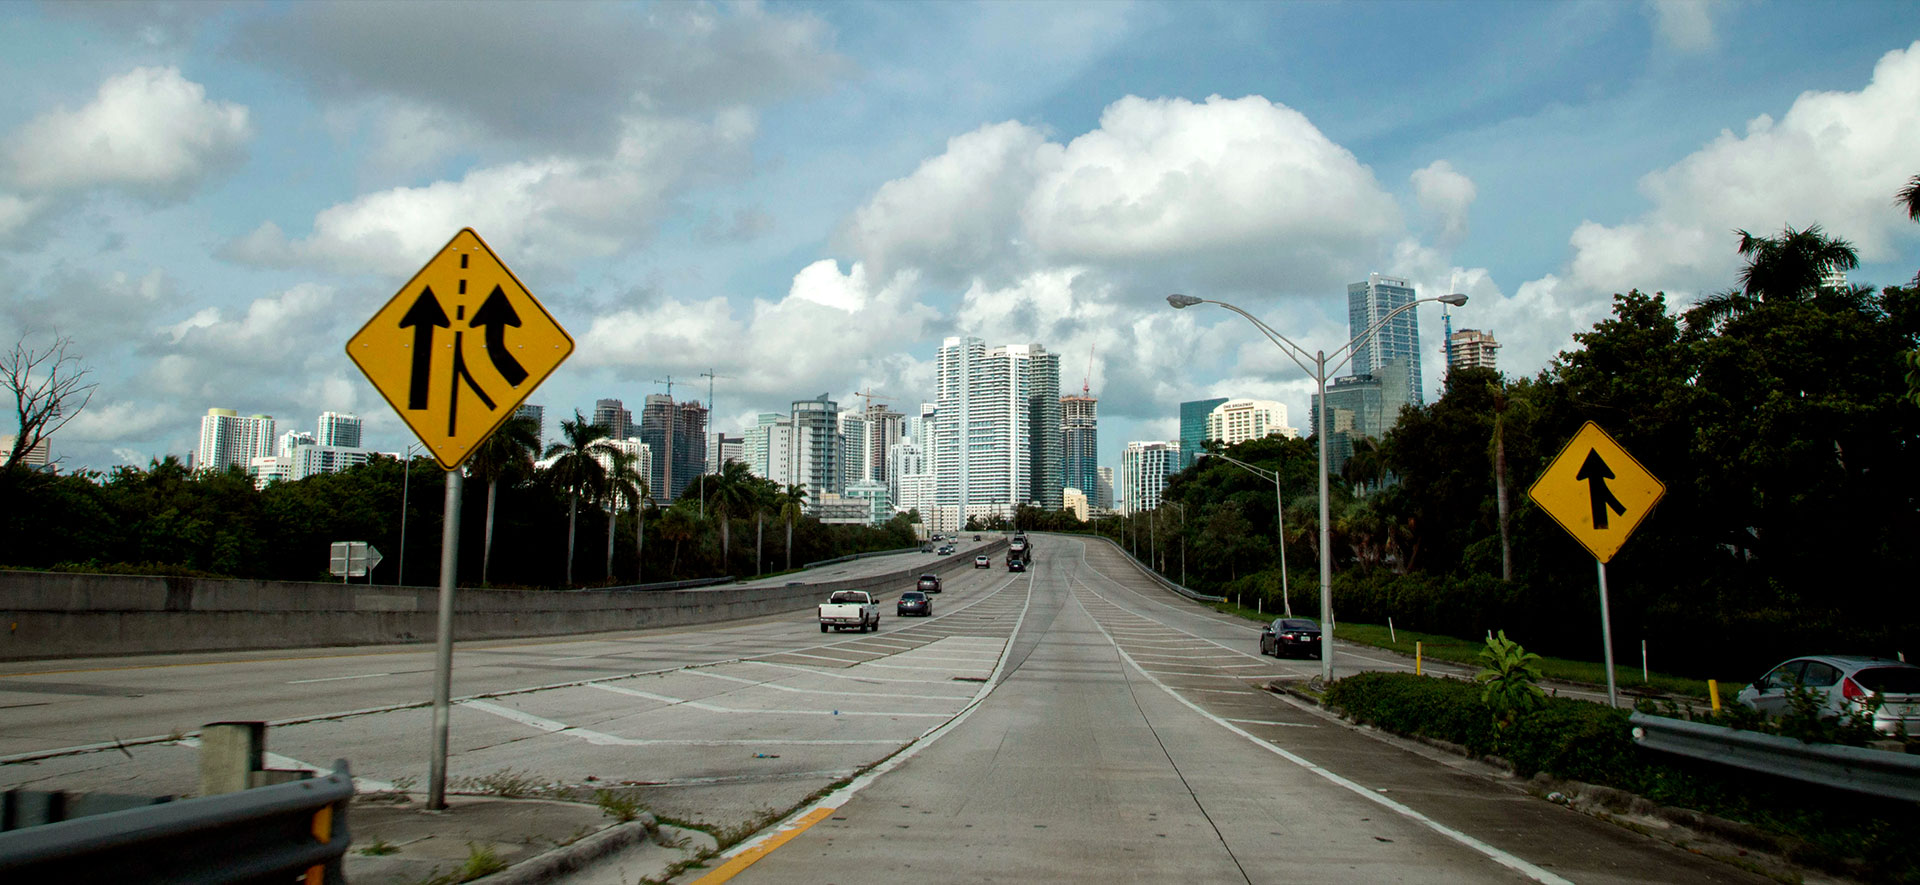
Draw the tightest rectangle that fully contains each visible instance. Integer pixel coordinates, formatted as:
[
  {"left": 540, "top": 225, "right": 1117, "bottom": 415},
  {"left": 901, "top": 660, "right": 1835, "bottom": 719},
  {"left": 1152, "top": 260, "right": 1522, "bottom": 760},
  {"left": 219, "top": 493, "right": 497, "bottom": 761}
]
[
  {"left": 469, "top": 285, "right": 529, "bottom": 387},
  {"left": 1576, "top": 448, "right": 1628, "bottom": 529},
  {"left": 398, "top": 287, "right": 450, "bottom": 410}
]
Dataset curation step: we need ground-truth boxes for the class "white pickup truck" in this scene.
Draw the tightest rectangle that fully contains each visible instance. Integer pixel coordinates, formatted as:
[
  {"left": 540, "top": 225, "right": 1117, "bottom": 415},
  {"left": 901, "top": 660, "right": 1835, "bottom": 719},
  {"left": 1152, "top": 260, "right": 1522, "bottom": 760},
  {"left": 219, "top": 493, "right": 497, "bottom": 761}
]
[{"left": 818, "top": 590, "right": 879, "bottom": 633}]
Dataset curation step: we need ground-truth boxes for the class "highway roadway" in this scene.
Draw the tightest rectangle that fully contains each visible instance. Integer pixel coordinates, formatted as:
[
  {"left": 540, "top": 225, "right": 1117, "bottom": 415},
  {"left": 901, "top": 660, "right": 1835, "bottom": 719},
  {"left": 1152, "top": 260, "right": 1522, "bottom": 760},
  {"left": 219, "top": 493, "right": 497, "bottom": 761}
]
[{"left": 0, "top": 535, "right": 1762, "bottom": 883}]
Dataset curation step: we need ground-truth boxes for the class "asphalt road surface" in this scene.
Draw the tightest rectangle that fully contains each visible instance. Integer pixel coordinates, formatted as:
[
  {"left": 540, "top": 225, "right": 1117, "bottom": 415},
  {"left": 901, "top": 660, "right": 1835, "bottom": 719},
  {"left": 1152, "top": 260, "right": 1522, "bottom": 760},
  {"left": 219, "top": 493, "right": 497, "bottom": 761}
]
[{"left": 0, "top": 535, "right": 1763, "bottom": 883}]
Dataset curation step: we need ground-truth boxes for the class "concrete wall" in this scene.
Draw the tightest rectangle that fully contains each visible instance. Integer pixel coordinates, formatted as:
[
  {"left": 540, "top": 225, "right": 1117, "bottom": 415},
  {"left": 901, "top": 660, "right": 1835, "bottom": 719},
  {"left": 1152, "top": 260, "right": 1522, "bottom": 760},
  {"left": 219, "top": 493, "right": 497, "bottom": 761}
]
[{"left": 0, "top": 540, "right": 1006, "bottom": 661}]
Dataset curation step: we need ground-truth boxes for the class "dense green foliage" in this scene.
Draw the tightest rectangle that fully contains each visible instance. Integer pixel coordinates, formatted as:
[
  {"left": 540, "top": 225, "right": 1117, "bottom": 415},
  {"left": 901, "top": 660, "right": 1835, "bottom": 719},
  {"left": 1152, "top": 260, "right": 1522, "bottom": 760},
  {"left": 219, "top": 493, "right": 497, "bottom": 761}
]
[
  {"left": 1326, "top": 672, "right": 1920, "bottom": 880},
  {"left": 1119, "top": 222, "right": 1920, "bottom": 679},
  {"left": 0, "top": 450, "right": 918, "bottom": 588}
]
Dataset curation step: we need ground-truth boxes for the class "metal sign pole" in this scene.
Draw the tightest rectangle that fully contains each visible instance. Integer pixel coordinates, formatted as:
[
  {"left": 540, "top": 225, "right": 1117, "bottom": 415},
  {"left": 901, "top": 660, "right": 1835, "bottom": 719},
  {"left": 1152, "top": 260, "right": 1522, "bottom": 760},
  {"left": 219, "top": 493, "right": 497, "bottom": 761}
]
[
  {"left": 1596, "top": 558, "right": 1618, "bottom": 709},
  {"left": 428, "top": 469, "right": 464, "bottom": 810}
]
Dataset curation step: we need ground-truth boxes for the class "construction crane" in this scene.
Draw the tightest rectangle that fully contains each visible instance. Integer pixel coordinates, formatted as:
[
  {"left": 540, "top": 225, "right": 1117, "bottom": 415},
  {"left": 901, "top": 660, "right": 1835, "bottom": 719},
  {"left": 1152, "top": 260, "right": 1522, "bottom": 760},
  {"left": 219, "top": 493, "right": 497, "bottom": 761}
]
[
  {"left": 1083, "top": 342, "right": 1097, "bottom": 396},
  {"left": 852, "top": 386, "right": 893, "bottom": 415},
  {"left": 697, "top": 369, "right": 734, "bottom": 516}
]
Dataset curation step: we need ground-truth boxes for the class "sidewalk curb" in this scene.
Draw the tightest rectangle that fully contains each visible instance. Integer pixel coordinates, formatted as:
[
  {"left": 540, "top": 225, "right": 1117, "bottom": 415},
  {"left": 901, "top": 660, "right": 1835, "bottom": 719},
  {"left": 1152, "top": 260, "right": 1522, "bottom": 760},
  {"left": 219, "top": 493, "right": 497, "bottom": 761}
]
[{"left": 475, "top": 812, "right": 657, "bottom": 884}]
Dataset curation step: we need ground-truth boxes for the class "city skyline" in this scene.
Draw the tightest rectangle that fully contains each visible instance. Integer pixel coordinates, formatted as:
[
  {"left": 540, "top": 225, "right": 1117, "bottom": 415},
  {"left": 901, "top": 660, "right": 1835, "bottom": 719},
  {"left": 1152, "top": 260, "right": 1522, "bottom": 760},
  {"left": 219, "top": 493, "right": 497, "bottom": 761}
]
[{"left": 2, "top": 6, "right": 1915, "bottom": 480}]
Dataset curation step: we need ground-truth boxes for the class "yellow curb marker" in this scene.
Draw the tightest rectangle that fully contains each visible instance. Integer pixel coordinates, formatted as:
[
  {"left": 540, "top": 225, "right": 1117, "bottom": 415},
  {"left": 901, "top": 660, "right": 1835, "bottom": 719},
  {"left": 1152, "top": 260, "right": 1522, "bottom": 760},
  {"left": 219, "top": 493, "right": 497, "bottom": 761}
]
[{"left": 692, "top": 805, "right": 838, "bottom": 884}]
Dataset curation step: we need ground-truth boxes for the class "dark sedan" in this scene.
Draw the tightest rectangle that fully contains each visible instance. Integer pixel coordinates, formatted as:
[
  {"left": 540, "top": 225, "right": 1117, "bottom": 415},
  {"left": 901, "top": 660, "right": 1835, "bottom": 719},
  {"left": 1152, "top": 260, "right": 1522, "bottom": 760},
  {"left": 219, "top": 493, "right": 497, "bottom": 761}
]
[
  {"left": 917, "top": 574, "right": 942, "bottom": 593},
  {"left": 1260, "top": 618, "right": 1322, "bottom": 658},
  {"left": 897, "top": 591, "right": 931, "bottom": 617}
]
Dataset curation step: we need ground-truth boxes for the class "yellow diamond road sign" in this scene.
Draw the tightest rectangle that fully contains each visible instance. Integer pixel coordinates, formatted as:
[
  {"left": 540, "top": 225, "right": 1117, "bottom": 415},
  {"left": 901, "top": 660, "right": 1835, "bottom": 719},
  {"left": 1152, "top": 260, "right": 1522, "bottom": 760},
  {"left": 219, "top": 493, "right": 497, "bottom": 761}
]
[
  {"left": 1527, "top": 421, "right": 1665, "bottom": 563},
  {"left": 348, "top": 228, "right": 572, "bottom": 471}
]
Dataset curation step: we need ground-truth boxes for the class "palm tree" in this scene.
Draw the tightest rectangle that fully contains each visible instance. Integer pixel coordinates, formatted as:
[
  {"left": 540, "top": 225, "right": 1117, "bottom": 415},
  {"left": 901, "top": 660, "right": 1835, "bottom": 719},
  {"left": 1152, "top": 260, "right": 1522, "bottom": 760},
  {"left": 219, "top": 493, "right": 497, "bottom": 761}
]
[
  {"left": 467, "top": 415, "right": 540, "bottom": 585},
  {"left": 1898, "top": 174, "right": 1920, "bottom": 222},
  {"left": 704, "top": 460, "right": 758, "bottom": 571},
  {"left": 1733, "top": 225, "right": 1858, "bottom": 303},
  {"left": 778, "top": 483, "right": 808, "bottom": 571},
  {"left": 602, "top": 449, "right": 645, "bottom": 583},
  {"left": 543, "top": 411, "right": 617, "bottom": 586},
  {"left": 657, "top": 502, "right": 699, "bottom": 577}
]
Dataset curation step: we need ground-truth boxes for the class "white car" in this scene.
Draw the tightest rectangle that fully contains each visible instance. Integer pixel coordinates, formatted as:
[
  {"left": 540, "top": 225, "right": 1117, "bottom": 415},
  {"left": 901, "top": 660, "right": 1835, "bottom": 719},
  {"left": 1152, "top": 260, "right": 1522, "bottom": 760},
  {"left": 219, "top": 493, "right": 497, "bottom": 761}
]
[
  {"left": 1735, "top": 655, "right": 1920, "bottom": 735},
  {"left": 973, "top": 555, "right": 991, "bottom": 568}
]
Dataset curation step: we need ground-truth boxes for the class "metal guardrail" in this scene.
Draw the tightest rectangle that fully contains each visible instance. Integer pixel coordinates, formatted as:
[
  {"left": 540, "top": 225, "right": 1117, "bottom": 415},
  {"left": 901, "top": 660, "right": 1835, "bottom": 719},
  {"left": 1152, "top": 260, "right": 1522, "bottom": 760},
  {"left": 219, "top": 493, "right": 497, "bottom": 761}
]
[
  {"left": 1629, "top": 713, "right": 1920, "bottom": 802},
  {"left": 589, "top": 576, "right": 736, "bottom": 592},
  {"left": 0, "top": 759, "right": 354, "bottom": 883}
]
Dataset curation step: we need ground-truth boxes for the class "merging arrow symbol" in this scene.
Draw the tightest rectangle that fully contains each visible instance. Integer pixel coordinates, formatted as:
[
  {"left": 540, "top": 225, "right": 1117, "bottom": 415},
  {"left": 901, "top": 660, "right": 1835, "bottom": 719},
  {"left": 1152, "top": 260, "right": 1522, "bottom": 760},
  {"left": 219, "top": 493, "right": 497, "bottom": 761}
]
[
  {"left": 398, "top": 287, "right": 450, "bottom": 409},
  {"left": 1576, "top": 449, "right": 1628, "bottom": 529},
  {"left": 470, "top": 285, "right": 529, "bottom": 387}
]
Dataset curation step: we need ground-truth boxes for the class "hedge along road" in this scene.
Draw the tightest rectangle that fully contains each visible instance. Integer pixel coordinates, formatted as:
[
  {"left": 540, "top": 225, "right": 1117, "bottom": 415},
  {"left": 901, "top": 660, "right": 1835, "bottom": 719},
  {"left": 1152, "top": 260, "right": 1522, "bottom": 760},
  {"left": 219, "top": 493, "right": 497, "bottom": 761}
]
[{"left": 682, "top": 536, "right": 1767, "bottom": 885}]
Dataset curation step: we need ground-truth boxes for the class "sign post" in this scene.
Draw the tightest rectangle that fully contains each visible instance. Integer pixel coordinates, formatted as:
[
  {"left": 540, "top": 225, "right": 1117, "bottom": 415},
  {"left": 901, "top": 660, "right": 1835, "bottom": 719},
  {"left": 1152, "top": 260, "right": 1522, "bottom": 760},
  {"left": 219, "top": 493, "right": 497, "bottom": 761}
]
[
  {"left": 327, "top": 542, "right": 383, "bottom": 583},
  {"left": 1526, "top": 421, "right": 1664, "bottom": 708},
  {"left": 347, "top": 228, "right": 571, "bottom": 810}
]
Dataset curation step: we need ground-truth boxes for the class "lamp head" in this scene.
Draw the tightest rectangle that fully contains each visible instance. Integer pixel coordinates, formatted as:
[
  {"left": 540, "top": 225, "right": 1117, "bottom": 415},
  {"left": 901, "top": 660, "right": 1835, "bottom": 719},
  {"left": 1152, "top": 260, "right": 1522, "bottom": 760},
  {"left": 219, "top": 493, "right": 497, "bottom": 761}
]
[
  {"left": 1167, "top": 294, "right": 1203, "bottom": 309},
  {"left": 1439, "top": 293, "right": 1468, "bottom": 306}
]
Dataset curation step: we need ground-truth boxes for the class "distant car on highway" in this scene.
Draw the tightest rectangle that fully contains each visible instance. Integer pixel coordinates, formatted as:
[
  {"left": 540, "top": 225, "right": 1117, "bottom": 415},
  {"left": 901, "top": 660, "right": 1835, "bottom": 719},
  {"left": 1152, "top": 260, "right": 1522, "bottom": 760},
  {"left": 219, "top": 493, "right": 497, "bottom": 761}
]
[
  {"left": 938, "top": 545, "right": 954, "bottom": 555},
  {"left": 818, "top": 590, "right": 878, "bottom": 633},
  {"left": 917, "top": 573, "right": 942, "bottom": 593},
  {"left": 1260, "top": 618, "right": 1322, "bottom": 659},
  {"left": 1735, "top": 655, "right": 1920, "bottom": 735},
  {"left": 974, "top": 555, "right": 991, "bottom": 568},
  {"left": 897, "top": 591, "right": 931, "bottom": 617},
  {"left": 973, "top": 534, "right": 982, "bottom": 541},
  {"left": 1008, "top": 557, "right": 1025, "bottom": 572}
]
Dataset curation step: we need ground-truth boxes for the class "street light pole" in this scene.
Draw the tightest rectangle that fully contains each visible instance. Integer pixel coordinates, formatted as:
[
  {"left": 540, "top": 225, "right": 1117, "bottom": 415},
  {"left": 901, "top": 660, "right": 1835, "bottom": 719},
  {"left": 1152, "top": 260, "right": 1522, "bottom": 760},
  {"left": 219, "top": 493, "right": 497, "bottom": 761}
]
[
  {"left": 1202, "top": 451, "right": 1292, "bottom": 617},
  {"left": 1170, "top": 291, "right": 1467, "bottom": 684},
  {"left": 398, "top": 442, "right": 421, "bottom": 586}
]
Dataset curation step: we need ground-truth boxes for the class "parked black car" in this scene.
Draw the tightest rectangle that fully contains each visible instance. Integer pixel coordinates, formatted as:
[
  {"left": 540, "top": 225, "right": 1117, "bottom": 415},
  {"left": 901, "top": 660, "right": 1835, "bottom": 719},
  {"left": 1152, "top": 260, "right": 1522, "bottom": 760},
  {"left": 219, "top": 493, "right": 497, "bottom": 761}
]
[
  {"left": 897, "top": 591, "right": 931, "bottom": 617},
  {"left": 1260, "top": 618, "right": 1322, "bottom": 658}
]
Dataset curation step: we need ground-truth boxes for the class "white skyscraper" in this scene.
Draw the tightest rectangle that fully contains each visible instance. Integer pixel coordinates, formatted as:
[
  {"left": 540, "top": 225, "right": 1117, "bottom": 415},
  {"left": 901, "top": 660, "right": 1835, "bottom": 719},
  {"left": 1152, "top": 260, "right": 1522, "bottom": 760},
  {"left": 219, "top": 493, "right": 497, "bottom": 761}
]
[
  {"left": 1121, "top": 441, "right": 1179, "bottom": 514},
  {"left": 928, "top": 337, "right": 1062, "bottom": 532},
  {"left": 316, "top": 412, "right": 363, "bottom": 448},
  {"left": 197, "top": 409, "right": 275, "bottom": 472}
]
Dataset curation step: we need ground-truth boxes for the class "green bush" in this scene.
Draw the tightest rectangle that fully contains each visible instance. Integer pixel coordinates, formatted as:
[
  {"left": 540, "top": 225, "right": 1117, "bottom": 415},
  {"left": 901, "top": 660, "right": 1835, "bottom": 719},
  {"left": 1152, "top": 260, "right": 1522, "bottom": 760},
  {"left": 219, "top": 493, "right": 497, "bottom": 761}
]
[{"left": 1324, "top": 672, "right": 1920, "bottom": 881}]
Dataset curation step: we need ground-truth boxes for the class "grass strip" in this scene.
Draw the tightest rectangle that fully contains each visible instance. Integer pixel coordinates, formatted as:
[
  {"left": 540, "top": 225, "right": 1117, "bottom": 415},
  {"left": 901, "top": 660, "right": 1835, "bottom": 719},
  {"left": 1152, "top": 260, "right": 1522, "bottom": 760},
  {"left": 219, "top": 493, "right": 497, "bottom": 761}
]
[{"left": 1212, "top": 602, "right": 1714, "bottom": 698}]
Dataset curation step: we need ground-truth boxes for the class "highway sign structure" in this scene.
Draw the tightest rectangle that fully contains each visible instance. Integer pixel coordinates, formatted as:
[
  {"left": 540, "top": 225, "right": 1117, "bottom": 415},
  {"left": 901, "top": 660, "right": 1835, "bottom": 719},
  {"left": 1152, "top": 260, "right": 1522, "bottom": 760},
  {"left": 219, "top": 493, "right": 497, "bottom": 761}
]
[
  {"left": 328, "top": 541, "right": 382, "bottom": 580},
  {"left": 347, "top": 228, "right": 573, "bottom": 470},
  {"left": 1527, "top": 421, "right": 1665, "bottom": 709},
  {"left": 1527, "top": 421, "right": 1665, "bottom": 564}
]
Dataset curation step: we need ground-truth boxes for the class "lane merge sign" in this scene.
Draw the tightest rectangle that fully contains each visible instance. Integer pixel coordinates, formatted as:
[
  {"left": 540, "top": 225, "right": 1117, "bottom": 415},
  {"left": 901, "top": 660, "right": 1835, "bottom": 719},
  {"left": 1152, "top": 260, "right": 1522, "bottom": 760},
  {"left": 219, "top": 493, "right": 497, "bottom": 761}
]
[
  {"left": 348, "top": 228, "right": 572, "bottom": 470},
  {"left": 1527, "top": 421, "right": 1664, "bottom": 563}
]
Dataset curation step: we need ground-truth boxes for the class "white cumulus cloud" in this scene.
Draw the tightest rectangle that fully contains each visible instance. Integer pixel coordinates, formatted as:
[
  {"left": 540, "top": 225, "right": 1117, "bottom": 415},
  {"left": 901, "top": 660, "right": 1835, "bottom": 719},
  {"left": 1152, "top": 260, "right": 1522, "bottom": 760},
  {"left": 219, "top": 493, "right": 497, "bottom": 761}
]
[
  {"left": 1411, "top": 160, "right": 1477, "bottom": 246},
  {"left": 7, "top": 66, "right": 252, "bottom": 200}
]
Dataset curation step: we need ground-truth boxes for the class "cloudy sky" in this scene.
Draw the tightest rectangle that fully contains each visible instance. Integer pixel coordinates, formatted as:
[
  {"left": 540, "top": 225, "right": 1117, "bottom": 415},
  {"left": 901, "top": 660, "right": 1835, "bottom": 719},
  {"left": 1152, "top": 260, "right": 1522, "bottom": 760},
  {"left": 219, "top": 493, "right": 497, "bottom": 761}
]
[{"left": 3, "top": 1, "right": 1917, "bottom": 475}]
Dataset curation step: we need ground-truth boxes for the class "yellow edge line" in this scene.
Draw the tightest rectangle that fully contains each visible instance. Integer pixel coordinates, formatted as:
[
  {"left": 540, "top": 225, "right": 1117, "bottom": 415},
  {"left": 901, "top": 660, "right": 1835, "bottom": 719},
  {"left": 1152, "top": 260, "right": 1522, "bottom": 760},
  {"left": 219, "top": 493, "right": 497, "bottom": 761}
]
[{"left": 691, "top": 805, "right": 838, "bottom": 884}]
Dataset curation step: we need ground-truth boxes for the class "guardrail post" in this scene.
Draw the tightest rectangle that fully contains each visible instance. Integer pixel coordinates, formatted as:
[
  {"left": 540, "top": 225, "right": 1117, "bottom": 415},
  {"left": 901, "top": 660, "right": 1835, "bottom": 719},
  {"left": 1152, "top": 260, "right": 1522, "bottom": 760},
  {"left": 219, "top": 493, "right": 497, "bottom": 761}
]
[{"left": 199, "top": 722, "right": 266, "bottom": 796}]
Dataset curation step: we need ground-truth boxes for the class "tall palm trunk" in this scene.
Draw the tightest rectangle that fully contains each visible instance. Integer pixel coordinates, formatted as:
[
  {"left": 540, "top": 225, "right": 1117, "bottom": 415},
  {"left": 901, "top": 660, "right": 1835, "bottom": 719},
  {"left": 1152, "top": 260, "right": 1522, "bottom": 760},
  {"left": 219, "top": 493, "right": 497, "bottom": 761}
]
[
  {"left": 785, "top": 517, "right": 793, "bottom": 571},
  {"left": 756, "top": 512, "right": 763, "bottom": 576},
  {"left": 721, "top": 513, "right": 730, "bottom": 567},
  {"left": 565, "top": 496, "right": 578, "bottom": 585},
  {"left": 605, "top": 503, "right": 615, "bottom": 582},
  {"left": 482, "top": 478, "right": 499, "bottom": 585},
  {"left": 635, "top": 506, "right": 644, "bottom": 584},
  {"left": 1493, "top": 389, "right": 1512, "bottom": 581}
]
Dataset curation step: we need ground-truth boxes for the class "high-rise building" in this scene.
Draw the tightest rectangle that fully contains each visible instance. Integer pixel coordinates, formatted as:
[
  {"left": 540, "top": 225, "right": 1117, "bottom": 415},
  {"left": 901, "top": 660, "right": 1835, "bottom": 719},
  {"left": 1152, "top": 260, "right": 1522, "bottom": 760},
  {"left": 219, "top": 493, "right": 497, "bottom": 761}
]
[
  {"left": 743, "top": 412, "right": 788, "bottom": 482},
  {"left": 0, "top": 434, "right": 51, "bottom": 470},
  {"left": 708, "top": 433, "right": 743, "bottom": 472},
  {"left": 277, "top": 430, "right": 316, "bottom": 458},
  {"left": 1063, "top": 488, "right": 1090, "bottom": 522},
  {"left": 928, "top": 337, "right": 1062, "bottom": 532},
  {"left": 866, "top": 404, "right": 905, "bottom": 484},
  {"left": 601, "top": 438, "right": 652, "bottom": 504},
  {"left": 1447, "top": 329, "right": 1500, "bottom": 372},
  {"left": 513, "top": 404, "right": 545, "bottom": 451},
  {"left": 593, "top": 398, "right": 634, "bottom": 439},
  {"left": 1311, "top": 368, "right": 1410, "bottom": 474},
  {"left": 1121, "top": 441, "right": 1179, "bottom": 514},
  {"left": 1062, "top": 392, "right": 1098, "bottom": 510},
  {"left": 1348, "top": 273, "right": 1425, "bottom": 410},
  {"left": 637, "top": 396, "right": 707, "bottom": 501},
  {"left": 839, "top": 409, "right": 872, "bottom": 488},
  {"left": 197, "top": 409, "right": 275, "bottom": 472},
  {"left": 1096, "top": 466, "right": 1115, "bottom": 511},
  {"left": 315, "top": 412, "right": 362, "bottom": 449},
  {"left": 790, "top": 395, "right": 840, "bottom": 512},
  {"left": 1178, "top": 398, "right": 1228, "bottom": 470},
  {"left": 1205, "top": 399, "right": 1297, "bottom": 446}
]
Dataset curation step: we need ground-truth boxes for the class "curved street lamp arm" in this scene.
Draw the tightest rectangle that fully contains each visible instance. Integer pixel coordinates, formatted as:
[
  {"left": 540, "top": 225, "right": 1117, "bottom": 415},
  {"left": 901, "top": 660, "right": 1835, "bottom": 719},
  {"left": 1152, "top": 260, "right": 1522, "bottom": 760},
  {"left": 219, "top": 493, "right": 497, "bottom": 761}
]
[
  {"left": 1191, "top": 299, "right": 1319, "bottom": 379},
  {"left": 1205, "top": 451, "right": 1278, "bottom": 483},
  {"left": 1324, "top": 294, "right": 1459, "bottom": 378}
]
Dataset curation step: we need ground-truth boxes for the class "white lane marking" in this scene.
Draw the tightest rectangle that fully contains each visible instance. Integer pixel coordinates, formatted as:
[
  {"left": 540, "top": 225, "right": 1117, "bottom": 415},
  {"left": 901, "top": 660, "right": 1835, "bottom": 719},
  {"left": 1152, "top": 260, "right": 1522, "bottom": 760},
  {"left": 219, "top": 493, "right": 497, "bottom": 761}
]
[
  {"left": 286, "top": 673, "right": 389, "bottom": 684},
  {"left": 696, "top": 565, "right": 1040, "bottom": 872},
  {"left": 546, "top": 655, "right": 601, "bottom": 663},
  {"left": 459, "top": 699, "right": 897, "bottom": 745},
  {"left": 588, "top": 682, "right": 950, "bottom": 718},
  {"left": 172, "top": 736, "right": 394, "bottom": 793},
  {"left": 1070, "top": 595, "right": 1574, "bottom": 885},
  {"left": 1226, "top": 718, "right": 1320, "bottom": 728},
  {"left": 857, "top": 662, "right": 995, "bottom": 673},
  {"left": 685, "top": 669, "right": 975, "bottom": 701},
  {"left": 739, "top": 661, "right": 984, "bottom": 685}
]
